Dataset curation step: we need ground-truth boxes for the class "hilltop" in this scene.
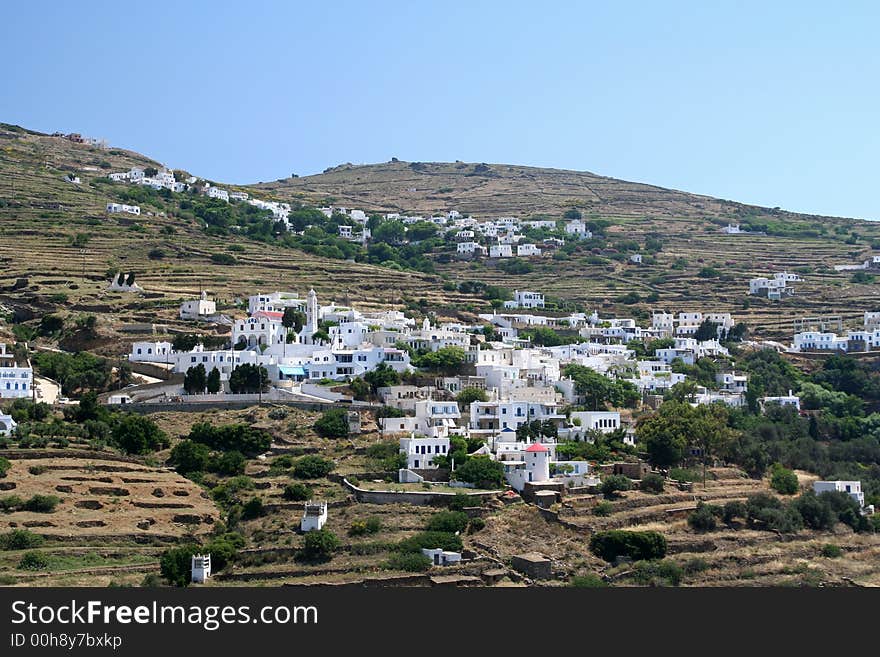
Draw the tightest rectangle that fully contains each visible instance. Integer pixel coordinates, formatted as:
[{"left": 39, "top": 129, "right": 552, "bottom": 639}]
[{"left": 255, "top": 159, "right": 817, "bottom": 222}]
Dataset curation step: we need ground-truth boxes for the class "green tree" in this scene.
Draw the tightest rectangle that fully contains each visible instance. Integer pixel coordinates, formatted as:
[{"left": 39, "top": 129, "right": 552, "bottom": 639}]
[
  {"left": 183, "top": 364, "right": 207, "bottom": 394},
  {"left": 456, "top": 387, "right": 488, "bottom": 407},
  {"left": 206, "top": 367, "right": 221, "bottom": 393},
  {"left": 282, "top": 307, "right": 306, "bottom": 334},
  {"left": 111, "top": 414, "right": 169, "bottom": 455},
  {"left": 364, "top": 362, "right": 400, "bottom": 392},
  {"left": 160, "top": 545, "right": 198, "bottom": 587},
  {"left": 228, "top": 364, "right": 269, "bottom": 394},
  {"left": 453, "top": 456, "right": 504, "bottom": 488},
  {"left": 168, "top": 440, "right": 211, "bottom": 475}
]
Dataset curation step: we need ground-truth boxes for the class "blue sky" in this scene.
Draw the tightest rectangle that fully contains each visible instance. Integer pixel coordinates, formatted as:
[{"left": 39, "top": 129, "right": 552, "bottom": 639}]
[{"left": 3, "top": 1, "right": 879, "bottom": 219}]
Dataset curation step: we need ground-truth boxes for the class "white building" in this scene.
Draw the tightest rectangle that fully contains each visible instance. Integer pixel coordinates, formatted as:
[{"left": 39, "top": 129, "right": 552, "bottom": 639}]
[
  {"left": 229, "top": 191, "right": 249, "bottom": 201},
  {"left": 179, "top": 291, "right": 217, "bottom": 320},
  {"left": 398, "top": 435, "right": 450, "bottom": 470},
  {"left": 457, "top": 241, "right": 486, "bottom": 256},
  {"left": 629, "top": 254, "right": 643, "bottom": 264},
  {"left": 504, "top": 442, "right": 552, "bottom": 492},
  {"left": 0, "top": 413, "right": 17, "bottom": 435},
  {"left": 812, "top": 480, "right": 865, "bottom": 508},
  {"left": 300, "top": 501, "right": 328, "bottom": 532},
  {"left": 248, "top": 291, "right": 305, "bottom": 315},
  {"left": 422, "top": 548, "right": 462, "bottom": 566},
  {"left": 569, "top": 411, "right": 621, "bottom": 435},
  {"left": 191, "top": 554, "right": 211, "bottom": 583},
  {"left": 490, "top": 244, "right": 513, "bottom": 258},
  {"left": 564, "top": 220, "right": 591, "bottom": 239},
  {"left": 206, "top": 186, "right": 229, "bottom": 202},
  {"left": 0, "top": 344, "right": 32, "bottom": 399},
  {"left": 760, "top": 390, "right": 801, "bottom": 412},
  {"left": 129, "top": 341, "right": 172, "bottom": 363},
  {"left": 106, "top": 203, "right": 140, "bottom": 215},
  {"left": 516, "top": 243, "right": 542, "bottom": 257},
  {"left": 503, "top": 290, "right": 545, "bottom": 310}
]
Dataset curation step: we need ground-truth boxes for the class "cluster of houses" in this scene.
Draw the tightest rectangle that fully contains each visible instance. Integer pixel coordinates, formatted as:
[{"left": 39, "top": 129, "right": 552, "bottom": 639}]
[
  {"left": 106, "top": 166, "right": 292, "bottom": 225},
  {"left": 791, "top": 311, "right": 880, "bottom": 353},
  {"left": 748, "top": 272, "right": 804, "bottom": 300},
  {"left": 318, "top": 205, "right": 592, "bottom": 258}
]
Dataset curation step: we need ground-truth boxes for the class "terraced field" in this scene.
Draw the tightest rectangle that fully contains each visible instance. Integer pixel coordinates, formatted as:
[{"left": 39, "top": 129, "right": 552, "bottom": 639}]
[{"left": 471, "top": 468, "right": 880, "bottom": 587}]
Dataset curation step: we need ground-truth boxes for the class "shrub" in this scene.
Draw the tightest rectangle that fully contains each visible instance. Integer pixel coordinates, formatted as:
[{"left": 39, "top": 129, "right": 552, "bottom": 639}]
[
  {"left": 821, "top": 544, "right": 842, "bottom": 558},
  {"left": 18, "top": 551, "right": 50, "bottom": 571},
  {"left": 292, "top": 455, "right": 335, "bottom": 479},
  {"left": 468, "top": 517, "right": 485, "bottom": 533},
  {"left": 722, "top": 500, "right": 748, "bottom": 524},
  {"left": 283, "top": 483, "right": 312, "bottom": 501},
  {"left": 589, "top": 530, "right": 667, "bottom": 562},
  {"left": 600, "top": 474, "right": 633, "bottom": 499},
  {"left": 313, "top": 408, "right": 350, "bottom": 439},
  {"left": 0, "top": 495, "right": 23, "bottom": 511},
  {"left": 349, "top": 517, "right": 382, "bottom": 536},
  {"left": 241, "top": 497, "right": 264, "bottom": 520},
  {"left": 770, "top": 464, "right": 799, "bottom": 495},
  {"left": 687, "top": 502, "right": 720, "bottom": 532},
  {"left": 570, "top": 574, "right": 607, "bottom": 587},
  {"left": 22, "top": 495, "right": 60, "bottom": 513},
  {"left": 629, "top": 559, "right": 683, "bottom": 586},
  {"left": 302, "top": 529, "right": 340, "bottom": 562},
  {"left": 384, "top": 552, "right": 432, "bottom": 572},
  {"left": 425, "top": 510, "right": 469, "bottom": 534},
  {"left": 640, "top": 473, "right": 665, "bottom": 494},
  {"left": 0, "top": 456, "right": 10, "bottom": 478},
  {"left": 267, "top": 408, "right": 288, "bottom": 420},
  {"left": 0, "top": 529, "right": 44, "bottom": 550},
  {"left": 447, "top": 493, "right": 474, "bottom": 512},
  {"left": 594, "top": 501, "right": 614, "bottom": 516},
  {"left": 669, "top": 467, "right": 700, "bottom": 483}
]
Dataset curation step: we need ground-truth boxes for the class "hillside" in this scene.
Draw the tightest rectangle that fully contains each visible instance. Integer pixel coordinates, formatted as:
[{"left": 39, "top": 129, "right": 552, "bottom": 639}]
[{"left": 1, "top": 122, "right": 880, "bottom": 347}]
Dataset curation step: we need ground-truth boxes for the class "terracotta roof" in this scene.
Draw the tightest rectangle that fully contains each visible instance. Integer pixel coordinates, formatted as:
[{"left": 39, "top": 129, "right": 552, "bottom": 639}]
[{"left": 524, "top": 442, "right": 549, "bottom": 453}]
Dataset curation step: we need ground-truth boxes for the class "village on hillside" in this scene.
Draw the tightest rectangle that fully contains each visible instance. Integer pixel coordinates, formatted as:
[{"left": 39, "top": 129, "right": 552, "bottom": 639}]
[{"left": 0, "top": 129, "right": 879, "bottom": 590}]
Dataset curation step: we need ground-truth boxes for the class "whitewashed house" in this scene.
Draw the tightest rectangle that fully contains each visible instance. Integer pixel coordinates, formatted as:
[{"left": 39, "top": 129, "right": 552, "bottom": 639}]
[
  {"left": 489, "top": 244, "right": 513, "bottom": 258},
  {"left": 422, "top": 548, "right": 462, "bottom": 566},
  {"left": 129, "top": 341, "right": 173, "bottom": 363},
  {"left": 503, "top": 290, "right": 545, "bottom": 310},
  {"left": 457, "top": 241, "right": 486, "bottom": 256},
  {"left": 229, "top": 191, "right": 249, "bottom": 201},
  {"left": 179, "top": 291, "right": 217, "bottom": 320},
  {"left": 760, "top": 390, "right": 801, "bottom": 412},
  {"left": 0, "top": 344, "right": 32, "bottom": 400},
  {"left": 106, "top": 203, "right": 140, "bottom": 215},
  {"left": 564, "top": 220, "right": 591, "bottom": 239},
  {"left": 516, "top": 243, "right": 542, "bottom": 257},
  {"left": 206, "top": 186, "right": 229, "bottom": 202},
  {"left": 812, "top": 480, "right": 865, "bottom": 508}
]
